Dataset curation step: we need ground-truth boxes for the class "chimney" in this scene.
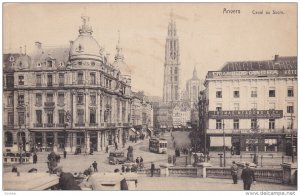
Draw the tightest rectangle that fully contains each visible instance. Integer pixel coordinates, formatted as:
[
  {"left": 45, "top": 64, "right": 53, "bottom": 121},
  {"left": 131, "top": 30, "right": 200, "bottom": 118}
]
[
  {"left": 274, "top": 54, "right": 279, "bottom": 61},
  {"left": 35, "top": 41, "right": 42, "bottom": 49},
  {"left": 69, "top": 40, "right": 74, "bottom": 48}
]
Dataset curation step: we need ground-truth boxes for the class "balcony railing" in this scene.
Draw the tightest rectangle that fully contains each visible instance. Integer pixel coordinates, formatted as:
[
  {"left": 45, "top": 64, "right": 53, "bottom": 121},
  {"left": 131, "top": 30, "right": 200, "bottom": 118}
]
[
  {"left": 58, "top": 83, "right": 64, "bottom": 87},
  {"left": 117, "top": 122, "right": 122, "bottom": 126},
  {"left": 75, "top": 123, "right": 85, "bottom": 127},
  {"left": 107, "top": 123, "right": 116, "bottom": 127},
  {"left": 89, "top": 123, "right": 98, "bottom": 127},
  {"left": 34, "top": 123, "right": 43, "bottom": 128},
  {"left": 44, "top": 123, "right": 54, "bottom": 127},
  {"left": 56, "top": 123, "right": 65, "bottom": 127},
  {"left": 207, "top": 128, "right": 295, "bottom": 135},
  {"left": 44, "top": 102, "right": 55, "bottom": 107}
]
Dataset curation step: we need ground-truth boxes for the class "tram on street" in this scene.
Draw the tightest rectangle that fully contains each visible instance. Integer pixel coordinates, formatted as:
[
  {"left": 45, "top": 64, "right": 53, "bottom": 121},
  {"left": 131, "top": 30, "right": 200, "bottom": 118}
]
[{"left": 149, "top": 137, "right": 167, "bottom": 154}]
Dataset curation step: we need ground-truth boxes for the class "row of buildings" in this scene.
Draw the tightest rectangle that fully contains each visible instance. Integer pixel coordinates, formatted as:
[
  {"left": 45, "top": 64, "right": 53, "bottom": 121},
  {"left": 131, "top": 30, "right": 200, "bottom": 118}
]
[{"left": 3, "top": 15, "right": 153, "bottom": 153}]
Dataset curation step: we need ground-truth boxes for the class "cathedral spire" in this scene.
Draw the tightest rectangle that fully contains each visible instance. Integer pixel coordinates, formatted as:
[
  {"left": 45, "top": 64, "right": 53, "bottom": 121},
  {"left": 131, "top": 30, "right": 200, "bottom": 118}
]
[
  {"left": 79, "top": 14, "right": 93, "bottom": 35},
  {"left": 114, "top": 30, "right": 124, "bottom": 62},
  {"left": 193, "top": 66, "right": 198, "bottom": 79}
]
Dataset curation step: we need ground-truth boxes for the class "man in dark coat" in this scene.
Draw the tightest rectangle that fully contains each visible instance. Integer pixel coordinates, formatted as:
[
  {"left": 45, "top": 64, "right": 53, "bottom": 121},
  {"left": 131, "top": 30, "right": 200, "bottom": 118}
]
[
  {"left": 92, "top": 161, "right": 98, "bottom": 172},
  {"left": 231, "top": 161, "right": 239, "bottom": 184},
  {"left": 241, "top": 162, "right": 256, "bottom": 190},
  {"left": 33, "top": 153, "right": 37, "bottom": 164},
  {"left": 56, "top": 167, "right": 81, "bottom": 190},
  {"left": 150, "top": 162, "right": 155, "bottom": 177},
  {"left": 63, "top": 150, "right": 67, "bottom": 159}
]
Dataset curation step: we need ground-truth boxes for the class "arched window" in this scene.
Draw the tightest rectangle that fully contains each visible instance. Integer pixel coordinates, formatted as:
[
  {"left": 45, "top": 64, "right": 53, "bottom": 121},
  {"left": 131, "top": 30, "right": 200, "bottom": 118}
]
[{"left": 5, "top": 132, "right": 13, "bottom": 147}]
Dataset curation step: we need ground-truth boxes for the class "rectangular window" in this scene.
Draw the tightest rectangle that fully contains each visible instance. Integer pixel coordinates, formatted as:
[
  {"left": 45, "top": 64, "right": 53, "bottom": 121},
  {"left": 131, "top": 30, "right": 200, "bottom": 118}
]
[
  {"left": 36, "top": 74, "right": 42, "bottom": 86},
  {"left": 18, "top": 94, "right": 24, "bottom": 105},
  {"left": 269, "top": 119, "right": 275, "bottom": 130},
  {"left": 47, "top": 111, "right": 53, "bottom": 124},
  {"left": 90, "top": 109, "right": 96, "bottom": 124},
  {"left": 77, "top": 109, "right": 84, "bottom": 124},
  {"left": 287, "top": 87, "right": 294, "bottom": 97},
  {"left": 174, "top": 76, "right": 178, "bottom": 81},
  {"left": 58, "top": 110, "right": 65, "bottom": 124},
  {"left": 46, "top": 93, "right": 53, "bottom": 102},
  {"left": 234, "top": 103, "right": 239, "bottom": 111},
  {"left": 8, "top": 112, "right": 14, "bottom": 126},
  {"left": 216, "top": 119, "right": 222, "bottom": 129},
  {"left": 90, "top": 73, "right": 96, "bottom": 85},
  {"left": 18, "top": 75, "right": 24, "bottom": 85},
  {"left": 58, "top": 93, "right": 64, "bottom": 105},
  {"left": 8, "top": 94, "right": 13, "bottom": 106},
  {"left": 47, "top": 74, "right": 53, "bottom": 87},
  {"left": 233, "top": 119, "right": 239, "bottom": 129},
  {"left": 251, "top": 87, "right": 257, "bottom": 97},
  {"left": 6, "top": 75, "right": 14, "bottom": 88},
  {"left": 216, "top": 91, "right": 222, "bottom": 98},
  {"left": 18, "top": 112, "right": 25, "bottom": 125},
  {"left": 233, "top": 90, "right": 239, "bottom": 98},
  {"left": 77, "top": 93, "right": 84, "bottom": 104},
  {"left": 170, "top": 67, "right": 172, "bottom": 74},
  {"left": 216, "top": 106, "right": 222, "bottom": 111},
  {"left": 265, "top": 139, "right": 277, "bottom": 152},
  {"left": 287, "top": 105, "right": 294, "bottom": 113},
  {"left": 36, "top": 93, "right": 42, "bottom": 105},
  {"left": 174, "top": 68, "right": 178, "bottom": 74},
  {"left": 90, "top": 94, "right": 96, "bottom": 105},
  {"left": 170, "top": 76, "right": 172, "bottom": 82},
  {"left": 251, "top": 119, "right": 257, "bottom": 129},
  {"left": 269, "top": 89, "right": 276, "bottom": 97},
  {"left": 78, "top": 72, "right": 83, "bottom": 84},
  {"left": 59, "top": 73, "right": 64, "bottom": 86},
  {"left": 36, "top": 110, "right": 42, "bottom": 124}
]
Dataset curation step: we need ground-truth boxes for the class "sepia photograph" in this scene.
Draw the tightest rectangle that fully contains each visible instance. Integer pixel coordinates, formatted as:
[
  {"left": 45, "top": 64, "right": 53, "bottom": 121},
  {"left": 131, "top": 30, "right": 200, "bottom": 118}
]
[{"left": 2, "top": 2, "right": 298, "bottom": 192}]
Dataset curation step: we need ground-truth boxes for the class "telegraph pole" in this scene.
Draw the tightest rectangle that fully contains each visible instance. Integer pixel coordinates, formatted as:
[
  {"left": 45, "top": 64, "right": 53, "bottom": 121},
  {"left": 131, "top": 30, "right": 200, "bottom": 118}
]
[
  {"left": 223, "top": 119, "right": 226, "bottom": 167},
  {"left": 290, "top": 112, "right": 295, "bottom": 163}
]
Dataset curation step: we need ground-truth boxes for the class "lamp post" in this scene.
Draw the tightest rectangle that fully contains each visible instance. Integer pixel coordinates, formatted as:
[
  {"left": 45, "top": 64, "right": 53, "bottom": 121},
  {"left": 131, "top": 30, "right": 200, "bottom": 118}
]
[{"left": 222, "top": 119, "right": 226, "bottom": 167}]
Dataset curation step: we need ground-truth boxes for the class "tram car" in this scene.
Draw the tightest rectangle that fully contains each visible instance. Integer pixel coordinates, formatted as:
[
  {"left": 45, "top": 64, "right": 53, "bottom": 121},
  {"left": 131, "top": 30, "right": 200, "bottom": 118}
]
[{"left": 149, "top": 137, "right": 167, "bottom": 154}]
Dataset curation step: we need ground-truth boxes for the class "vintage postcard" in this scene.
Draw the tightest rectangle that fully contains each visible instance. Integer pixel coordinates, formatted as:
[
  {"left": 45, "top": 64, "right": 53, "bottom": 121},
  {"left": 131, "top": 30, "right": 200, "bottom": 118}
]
[{"left": 2, "top": 2, "right": 297, "bottom": 192}]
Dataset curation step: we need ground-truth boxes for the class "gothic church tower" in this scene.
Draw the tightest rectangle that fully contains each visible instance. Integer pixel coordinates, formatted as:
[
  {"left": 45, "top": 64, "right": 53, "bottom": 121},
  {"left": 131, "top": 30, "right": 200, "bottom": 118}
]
[{"left": 163, "top": 12, "right": 181, "bottom": 103}]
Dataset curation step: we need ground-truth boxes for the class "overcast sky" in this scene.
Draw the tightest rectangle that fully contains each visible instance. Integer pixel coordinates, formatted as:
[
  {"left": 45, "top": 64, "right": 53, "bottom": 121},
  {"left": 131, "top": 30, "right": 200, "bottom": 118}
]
[{"left": 3, "top": 3, "right": 297, "bottom": 96}]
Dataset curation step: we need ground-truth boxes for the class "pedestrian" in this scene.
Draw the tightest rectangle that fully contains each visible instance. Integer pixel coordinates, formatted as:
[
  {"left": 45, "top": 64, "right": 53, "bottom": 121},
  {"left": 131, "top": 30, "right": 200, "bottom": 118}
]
[
  {"left": 115, "top": 141, "right": 118, "bottom": 150},
  {"left": 241, "top": 162, "right": 256, "bottom": 190},
  {"left": 55, "top": 166, "right": 81, "bottom": 190},
  {"left": 63, "top": 150, "right": 67, "bottom": 159},
  {"left": 140, "top": 156, "right": 144, "bottom": 168},
  {"left": 106, "top": 145, "right": 109, "bottom": 153},
  {"left": 135, "top": 157, "right": 140, "bottom": 168},
  {"left": 12, "top": 166, "right": 18, "bottom": 173},
  {"left": 92, "top": 161, "right": 98, "bottom": 172},
  {"left": 150, "top": 162, "right": 155, "bottom": 177},
  {"left": 121, "top": 165, "right": 125, "bottom": 173},
  {"left": 120, "top": 178, "right": 128, "bottom": 190},
  {"left": 88, "top": 165, "right": 93, "bottom": 174},
  {"left": 231, "top": 161, "right": 239, "bottom": 184},
  {"left": 33, "top": 153, "right": 37, "bottom": 164}
]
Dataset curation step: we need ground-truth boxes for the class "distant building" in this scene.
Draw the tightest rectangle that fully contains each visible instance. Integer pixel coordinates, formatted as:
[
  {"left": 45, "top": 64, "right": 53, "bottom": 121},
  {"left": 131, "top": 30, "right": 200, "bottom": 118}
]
[
  {"left": 203, "top": 55, "right": 297, "bottom": 154},
  {"left": 186, "top": 67, "right": 204, "bottom": 106}
]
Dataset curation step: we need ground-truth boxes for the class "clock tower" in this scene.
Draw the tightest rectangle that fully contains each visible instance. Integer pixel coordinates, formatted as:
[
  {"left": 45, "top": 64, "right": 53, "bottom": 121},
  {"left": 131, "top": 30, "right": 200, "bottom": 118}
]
[{"left": 163, "top": 11, "right": 181, "bottom": 103}]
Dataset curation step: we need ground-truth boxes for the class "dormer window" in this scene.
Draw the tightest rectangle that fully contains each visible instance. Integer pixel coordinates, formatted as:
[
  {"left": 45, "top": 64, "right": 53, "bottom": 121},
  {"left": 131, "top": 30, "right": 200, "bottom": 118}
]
[
  {"left": 78, "top": 61, "right": 82, "bottom": 66},
  {"left": 47, "top": 60, "right": 53, "bottom": 68},
  {"left": 91, "top": 61, "right": 95, "bottom": 66},
  {"left": 9, "top": 56, "right": 14, "bottom": 62},
  {"left": 37, "top": 63, "right": 41, "bottom": 67}
]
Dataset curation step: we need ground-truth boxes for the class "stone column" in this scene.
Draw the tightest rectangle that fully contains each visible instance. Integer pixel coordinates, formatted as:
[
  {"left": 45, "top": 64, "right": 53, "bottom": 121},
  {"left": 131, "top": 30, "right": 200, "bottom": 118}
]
[
  {"left": 65, "top": 132, "right": 71, "bottom": 152},
  {"left": 282, "top": 163, "right": 297, "bottom": 185},
  {"left": 71, "top": 133, "right": 77, "bottom": 152},
  {"left": 53, "top": 132, "right": 58, "bottom": 152},
  {"left": 97, "top": 131, "right": 101, "bottom": 151},
  {"left": 196, "top": 162, "right": 212, "bottom": 178},
  {"left": 86, "top": 131, "right": 90, "bottom": 153},
  {"left": 42, "top": 132, "right": 47, "bottom": 149}
]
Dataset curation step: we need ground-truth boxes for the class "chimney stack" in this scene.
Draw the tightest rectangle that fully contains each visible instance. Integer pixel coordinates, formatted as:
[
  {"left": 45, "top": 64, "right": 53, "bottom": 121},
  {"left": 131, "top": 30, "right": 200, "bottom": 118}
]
[{"left": 274, "top": 54, "right": 279, "bottom": 61}]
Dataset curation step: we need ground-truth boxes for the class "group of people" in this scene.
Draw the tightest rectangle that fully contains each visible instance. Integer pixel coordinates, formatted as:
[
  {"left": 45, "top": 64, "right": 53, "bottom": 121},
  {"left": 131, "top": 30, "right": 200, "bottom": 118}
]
[
  {"left": 135, "top": 156, "right": 144, "bottom": 168},
  {"left": 83, "top": 161, "right": 98, "bottom": 176},
  {"left": 231, "top": 161, "right": 256, "bottom": 190}
]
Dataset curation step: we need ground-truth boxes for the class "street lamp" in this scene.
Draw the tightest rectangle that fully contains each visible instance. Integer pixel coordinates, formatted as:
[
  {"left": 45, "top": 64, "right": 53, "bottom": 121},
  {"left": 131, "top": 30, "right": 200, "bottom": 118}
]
[{"left": 222, "top": 119, "right": 226, "bottom": 167}]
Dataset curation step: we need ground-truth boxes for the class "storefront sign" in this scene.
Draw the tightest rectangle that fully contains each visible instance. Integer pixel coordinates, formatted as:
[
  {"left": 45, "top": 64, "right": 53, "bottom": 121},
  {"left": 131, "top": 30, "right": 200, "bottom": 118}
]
[
  {"left": 207, "top": 69, "right": 297, "bottom": 78},
  {"left": 209, "top": 110, "right": 283, "bottom": 119}
]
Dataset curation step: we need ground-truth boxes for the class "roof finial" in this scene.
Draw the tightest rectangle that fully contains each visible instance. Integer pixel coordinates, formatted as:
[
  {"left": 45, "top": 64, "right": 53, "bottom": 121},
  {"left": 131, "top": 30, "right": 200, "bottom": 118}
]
[{"left": 79, "top": 8, "right": 93, "bottom": 35}]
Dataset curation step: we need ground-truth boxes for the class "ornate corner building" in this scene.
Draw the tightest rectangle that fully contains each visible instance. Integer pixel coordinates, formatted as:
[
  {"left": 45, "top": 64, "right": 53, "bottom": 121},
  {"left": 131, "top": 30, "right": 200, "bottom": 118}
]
[{"left": 3, "top": 15, "right": 152, "bottom": 153}]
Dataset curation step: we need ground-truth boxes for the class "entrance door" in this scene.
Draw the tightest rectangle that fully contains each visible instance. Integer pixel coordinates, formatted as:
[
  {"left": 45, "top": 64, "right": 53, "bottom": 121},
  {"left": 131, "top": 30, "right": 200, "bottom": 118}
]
[
  {"left": 57, "top": 132, "right": 65, "bottom": 151},
  {"left": 90, "top": 132, "right": 98, "bottom": 151},
  {"left": 76, "top": 132, "right": 85, "bottom": 149},
  {"left": 46, "top": 132, "right": 54, "bottom": 151},
  {"left": 17, "top": 132, "right": 26, "bottom": 151}
]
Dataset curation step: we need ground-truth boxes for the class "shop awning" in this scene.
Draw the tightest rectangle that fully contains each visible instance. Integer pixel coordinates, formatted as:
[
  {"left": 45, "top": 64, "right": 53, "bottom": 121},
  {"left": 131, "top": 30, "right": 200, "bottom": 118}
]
[
  {"left": 147, "top": 128, "right": 153, "bottom": 135},
  {"left": 210, "top": 136, "right": 232, "bottom": 147},
  {"left": 130, "top": 128, "right": 139, "bottom": 135}
]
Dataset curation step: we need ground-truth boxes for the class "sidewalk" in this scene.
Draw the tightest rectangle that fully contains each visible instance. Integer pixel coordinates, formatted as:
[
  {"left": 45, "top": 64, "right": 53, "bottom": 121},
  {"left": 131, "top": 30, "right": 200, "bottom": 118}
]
[{"left": 136, "top": 177, "right": 297, "bottom": 191}]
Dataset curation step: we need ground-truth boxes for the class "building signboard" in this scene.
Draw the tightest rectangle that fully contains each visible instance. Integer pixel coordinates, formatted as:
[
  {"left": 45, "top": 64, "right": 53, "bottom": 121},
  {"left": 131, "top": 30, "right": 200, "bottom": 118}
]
[
  {"left": 206, "top": 69, "right": 297, "bottom": 78},
  {"left": 209, "top": 110, "right": 283, "bottom": 119}
]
